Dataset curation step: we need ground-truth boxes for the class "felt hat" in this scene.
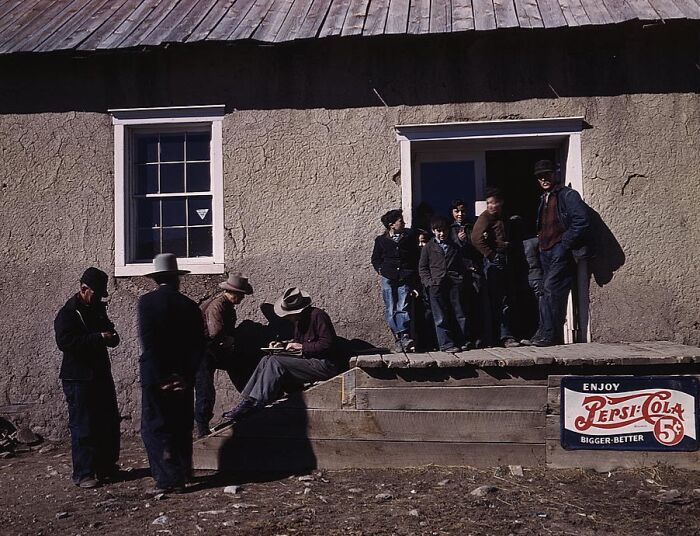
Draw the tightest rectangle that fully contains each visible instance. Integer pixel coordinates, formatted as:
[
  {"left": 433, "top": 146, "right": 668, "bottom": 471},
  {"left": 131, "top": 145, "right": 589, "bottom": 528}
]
[
  {"left": 533, "top": 159, "right": 556, "bottom": 177},
  {"left": 145, "top": 253, "right": 190, "bottom": 277},
  {"left": 219, "top": 273, "right": 253, "bottom": 295},
  {"left": 80, "top": 267, "right": 109, "bottom": 297},
  {"left": 273, "top": 287, "right": 312, "bottom": 317}
]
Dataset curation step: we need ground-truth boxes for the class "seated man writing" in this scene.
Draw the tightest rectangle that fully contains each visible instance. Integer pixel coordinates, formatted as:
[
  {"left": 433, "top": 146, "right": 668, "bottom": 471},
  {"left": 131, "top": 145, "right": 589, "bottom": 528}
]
[{"left": 221, "top": 287, "right": 344, "bottom": 424}]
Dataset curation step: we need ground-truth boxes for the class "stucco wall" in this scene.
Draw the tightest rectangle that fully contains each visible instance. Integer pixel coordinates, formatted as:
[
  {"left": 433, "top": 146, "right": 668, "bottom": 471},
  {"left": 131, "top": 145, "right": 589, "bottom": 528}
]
[{"left": 0, "top": 23, "right": 698, "bottom": 438}]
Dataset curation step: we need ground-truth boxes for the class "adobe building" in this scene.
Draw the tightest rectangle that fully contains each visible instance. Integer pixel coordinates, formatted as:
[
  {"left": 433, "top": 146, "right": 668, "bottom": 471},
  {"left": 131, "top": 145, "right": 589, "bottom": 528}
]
[{"left": 0, "top": 0, "right": 698, "bottom": 440}]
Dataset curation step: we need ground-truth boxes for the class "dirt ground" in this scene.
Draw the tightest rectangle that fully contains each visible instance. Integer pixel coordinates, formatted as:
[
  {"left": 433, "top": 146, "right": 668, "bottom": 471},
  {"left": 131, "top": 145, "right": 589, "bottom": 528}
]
[{"left": 1, "top": 438, "right": 700, "bottom": 536}]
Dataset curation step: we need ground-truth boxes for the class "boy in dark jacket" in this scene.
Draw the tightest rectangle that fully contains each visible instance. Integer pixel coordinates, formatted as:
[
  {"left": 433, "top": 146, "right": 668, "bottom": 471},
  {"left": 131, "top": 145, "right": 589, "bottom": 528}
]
[
  {"left": 371, "top": 209, "right": 419, "bottom": 352},
  {"left": 471, "top": 188, "right": 520, "bottom": 348},
  {"left": 54, "top": 267, "right": 120, "bottom": 488},
  {"left": 419, "top": 216, "right": 471, "bottom": 353}
]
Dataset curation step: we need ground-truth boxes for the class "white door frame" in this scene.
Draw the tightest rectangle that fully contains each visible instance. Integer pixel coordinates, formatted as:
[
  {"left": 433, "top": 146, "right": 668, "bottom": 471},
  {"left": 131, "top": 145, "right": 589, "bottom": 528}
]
[{"left": 395, "top": 117, "right": 589, "bottom": 343}]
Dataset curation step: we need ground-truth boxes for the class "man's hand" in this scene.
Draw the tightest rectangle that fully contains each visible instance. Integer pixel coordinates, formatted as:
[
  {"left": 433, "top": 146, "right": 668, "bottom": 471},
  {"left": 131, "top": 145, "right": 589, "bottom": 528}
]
[
  {"left": 285, "top": 342, "right": 303, "bottom": 351},
  {"left": 457, "top": 229, "right": 467, "bottom": 242}
]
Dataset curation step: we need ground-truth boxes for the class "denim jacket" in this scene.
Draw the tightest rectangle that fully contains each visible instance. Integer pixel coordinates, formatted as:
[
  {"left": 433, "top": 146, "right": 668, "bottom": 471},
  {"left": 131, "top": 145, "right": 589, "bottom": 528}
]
[{"left": 536, "top": 186, "right": 591, "bottom": 260}]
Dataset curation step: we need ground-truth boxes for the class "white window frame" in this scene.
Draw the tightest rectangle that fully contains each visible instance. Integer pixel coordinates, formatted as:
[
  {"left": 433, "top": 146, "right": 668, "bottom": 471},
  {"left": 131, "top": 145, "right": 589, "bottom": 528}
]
[
  {"left": 110, "top": 105, "right": 225, "bottom": 277},
  {"left": 395, "top": 117, "right": 589, "bottom": 343}
]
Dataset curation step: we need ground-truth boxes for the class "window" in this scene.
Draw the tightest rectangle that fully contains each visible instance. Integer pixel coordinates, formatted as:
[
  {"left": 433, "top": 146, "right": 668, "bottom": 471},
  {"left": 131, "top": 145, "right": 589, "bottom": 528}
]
[{"left": 111, "top": 106, "right": 225, "bottom": 276}]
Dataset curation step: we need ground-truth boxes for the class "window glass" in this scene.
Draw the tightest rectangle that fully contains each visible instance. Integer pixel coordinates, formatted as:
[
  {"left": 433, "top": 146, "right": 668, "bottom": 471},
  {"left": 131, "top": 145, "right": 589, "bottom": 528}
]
[
  {"left": 162, "top": 228, "right": 187, "bottom": 257},
  {"left": 162, "top": 197, "right": 186, "bottom": 227},
  {"left": 189, "top": 227, "right": 213, "bottom": 257},
  {"left": 188, "top": 197, "right": 212, "bottom": 225},
  {"left": 160, "top": 134, "right": 185, "bottom": 162},
  {"left": 136, "top": 165, "right": 158, "bottom": 194},
  {"left": 186, "top": 162, "right": 210, "bottom": 192},
  {"left": 186, "top": 132, "right": 210, "bottom": 161},
  {"left": 136, "top": 229, "right": 160, "bottom": 260},
  {"left": 136, "top": 198, "right": 160, "bottom": 229},
  {"left": 160, "top": 163, "right": 185, "bottom": 193},
  {"left": 136, "top": 135, "right": 158, "bottom": 163}
]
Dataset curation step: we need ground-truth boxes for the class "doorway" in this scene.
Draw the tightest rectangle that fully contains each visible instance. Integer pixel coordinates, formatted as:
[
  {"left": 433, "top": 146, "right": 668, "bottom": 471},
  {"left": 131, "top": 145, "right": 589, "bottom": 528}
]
[{"left": 396, "top": 117, "right": 587, "bottom": 343}]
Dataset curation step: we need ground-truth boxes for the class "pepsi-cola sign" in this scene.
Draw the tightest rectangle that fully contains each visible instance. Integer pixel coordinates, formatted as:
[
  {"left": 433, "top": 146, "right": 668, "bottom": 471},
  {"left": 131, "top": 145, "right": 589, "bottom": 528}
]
[{"left": 561, "top": 376, "right": 699, "bottom": 451}]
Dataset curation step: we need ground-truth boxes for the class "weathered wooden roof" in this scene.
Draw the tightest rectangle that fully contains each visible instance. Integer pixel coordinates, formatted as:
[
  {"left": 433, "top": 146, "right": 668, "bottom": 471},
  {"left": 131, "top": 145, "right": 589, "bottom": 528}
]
[{"left": 0, "top": 0, "right": 698, "bottom": 55}]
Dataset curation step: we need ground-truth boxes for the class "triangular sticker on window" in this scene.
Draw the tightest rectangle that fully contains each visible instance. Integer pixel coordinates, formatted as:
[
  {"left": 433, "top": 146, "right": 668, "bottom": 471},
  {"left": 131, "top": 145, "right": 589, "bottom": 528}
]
[{"left": 196, "top": 209, "right": 209, "bottom": 220}]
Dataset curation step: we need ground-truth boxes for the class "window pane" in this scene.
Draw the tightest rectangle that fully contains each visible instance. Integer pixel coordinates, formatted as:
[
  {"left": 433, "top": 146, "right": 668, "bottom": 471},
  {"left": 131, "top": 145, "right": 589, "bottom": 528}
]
[
  {"left": 162, "top": 197, "right": 186, "bottom": 227},
  {"left": 136, "top": 228, "right": 160, "bottom": 260},
  {"left": 136, "top": 198, "right": 160, "bottom": 228},
  {"left": 160, "top": 163, "right": 184, "bottom": 193},
  {"left": 186, "top": 162, "right": 210, "bottom": 192},
  {"left": 160, "top": 134, "right": 184, "bottom": 162},
  {"left": 136, "top": 164, "right": 158, "bottom": 194},
  {"left": 189, "top": 227, "right": 212, "bottom": 257},
  {"left": 188, "top": 196, "right": 212, "bottom": 225},
  {"left": 162, "top": 228, "right": 187, "bottom": 257},
  {"left": 187, "top": 132, "right": 210, "bottom": 161},
  {"left": 136, "top": 135, "right": 158, "bottom": 163}
]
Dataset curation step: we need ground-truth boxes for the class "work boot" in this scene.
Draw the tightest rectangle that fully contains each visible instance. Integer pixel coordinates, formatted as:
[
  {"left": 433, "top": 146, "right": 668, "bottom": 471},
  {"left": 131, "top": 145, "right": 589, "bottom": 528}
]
[
  {"left": 399, "top": 333, "right": 415, "bottom": 353},
  {"left": 76, "top": 477, "right": 99, "bottom": 489},
  {"left": 502, "top": 337, "right": 521, "bottom": 348},
  {"left": 221, "top": 398, "right": 261, "bottom": 425},
  {"left": 194, "top": 422, "right": 210, "bottom": 439}
]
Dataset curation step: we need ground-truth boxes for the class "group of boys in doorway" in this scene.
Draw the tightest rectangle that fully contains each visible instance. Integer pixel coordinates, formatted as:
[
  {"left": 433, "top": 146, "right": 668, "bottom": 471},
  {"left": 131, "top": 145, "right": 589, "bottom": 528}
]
[{"left": 372, "top": 159, "right": 591, "bottom": 353}]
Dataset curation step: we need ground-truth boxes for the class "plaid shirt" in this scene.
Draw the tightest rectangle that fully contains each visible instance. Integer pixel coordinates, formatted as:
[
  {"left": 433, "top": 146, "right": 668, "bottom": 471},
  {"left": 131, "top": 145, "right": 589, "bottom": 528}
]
[{"left": 538, "top": 186, "right": 566, "bottom": 251}]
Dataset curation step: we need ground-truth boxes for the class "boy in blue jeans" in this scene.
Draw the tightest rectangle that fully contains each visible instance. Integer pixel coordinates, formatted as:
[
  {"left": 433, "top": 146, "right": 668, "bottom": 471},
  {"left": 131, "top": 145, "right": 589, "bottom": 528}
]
[
  {"left": 418, "top": 216, "right": 471, "bottom": 353},
  {"left": 371, "top": 209, "right": 419, "bottom": 352}
]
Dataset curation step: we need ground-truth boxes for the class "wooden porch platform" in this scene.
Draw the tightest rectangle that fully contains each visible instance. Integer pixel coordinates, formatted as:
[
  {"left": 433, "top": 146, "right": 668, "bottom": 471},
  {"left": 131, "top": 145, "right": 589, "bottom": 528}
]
[{"left": 193, "top": 341, "right": 700, "bottom": 473}]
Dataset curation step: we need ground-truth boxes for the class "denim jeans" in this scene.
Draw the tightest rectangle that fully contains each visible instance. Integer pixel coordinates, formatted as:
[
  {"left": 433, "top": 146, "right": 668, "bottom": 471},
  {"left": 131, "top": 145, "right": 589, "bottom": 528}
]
[
  {"left": 483, "top": 257, "right": 514, "bottom": 343},
  {"left": 380, "top": 276, "right": 411, "bottom": 336},
  {"left": 539, "top": 243, "right": 575, "bottom": 344},
  {"left": 427, "top": 278, "right": 469, "bottom": 350},
  {"left": 62, "top": 377, "right": 120, "bottom": 483},
  {"left": 141, "top": 385, "right": 194, "bottom": 489}
]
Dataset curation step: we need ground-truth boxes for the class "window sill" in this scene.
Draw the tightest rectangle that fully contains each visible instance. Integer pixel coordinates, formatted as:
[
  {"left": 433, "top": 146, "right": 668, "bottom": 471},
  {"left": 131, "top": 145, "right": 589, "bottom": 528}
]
[{"left": 115, "top": 262, "right": 225, "bottom": 277}]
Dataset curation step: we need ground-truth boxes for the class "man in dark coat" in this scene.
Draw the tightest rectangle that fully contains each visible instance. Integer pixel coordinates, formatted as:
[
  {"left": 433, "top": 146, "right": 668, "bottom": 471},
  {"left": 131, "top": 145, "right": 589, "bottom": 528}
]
[
  {"left": 194, "top": 273, "right": 254, "bottom": 438},
  {"left": 138, "top": 253, "right": 205, "bottom": 493},
  {"left": 524, "top": 160, "right": 590, "bottom": 347},
  {"left": 54, "top": 267, "right": 120, "bottom": 488},
  {"left": 221, "top": 287, "right": 344, "bottom": 424}
]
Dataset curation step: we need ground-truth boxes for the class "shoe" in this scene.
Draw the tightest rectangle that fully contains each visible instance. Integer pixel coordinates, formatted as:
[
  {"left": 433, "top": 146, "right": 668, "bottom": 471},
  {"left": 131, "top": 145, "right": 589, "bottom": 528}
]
[
  {"left": 400, "top": 335, "right": 416, "bottom": 353},
  {"left": 76, "top": 477, "right": 99, "bottom": 489},
  {"left": 221, "top": 398, "right": 260, "bottom": 424},
  {"left": 393, "top": 339, "right": 406, "bottom": 353},
  {"left": 443, "top": 346, "right": 461, "bottom": 353},
  {"left": 502, "top": 338, "right": 521, "bottom": 348},
  {"left": 460, "top": 342, "right": 474, "bottom": 352},
  {"left": 146, "top": 485, "right": 186, "bottom": 496},
  {"left": 532, "top": 339, "right": 555, "bottom": 347},
  {"left": 519, "top": 338, "right": 533, "bottom": 346},
  {"left": 194, "top": 422, "right": 210, "bottom": 439}
]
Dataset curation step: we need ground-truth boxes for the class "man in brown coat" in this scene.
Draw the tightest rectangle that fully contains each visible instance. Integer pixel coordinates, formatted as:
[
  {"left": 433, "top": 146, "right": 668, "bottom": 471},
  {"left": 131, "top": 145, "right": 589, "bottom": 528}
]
[{"left": 194, "top": 273, "right": 253, "bottom": 438}]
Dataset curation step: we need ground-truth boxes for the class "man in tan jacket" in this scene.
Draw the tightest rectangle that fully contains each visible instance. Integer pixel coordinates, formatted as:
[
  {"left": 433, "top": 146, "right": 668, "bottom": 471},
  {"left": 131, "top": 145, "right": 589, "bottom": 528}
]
[{"left": 194, "top": 273, "right": 253, "bottom": 438}]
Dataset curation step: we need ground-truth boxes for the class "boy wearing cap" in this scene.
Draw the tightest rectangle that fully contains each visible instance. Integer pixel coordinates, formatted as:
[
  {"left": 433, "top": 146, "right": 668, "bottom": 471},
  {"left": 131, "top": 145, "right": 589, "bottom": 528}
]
[
  {"left": 54, "top": 267, "right": 120, "bottom": 488},
  {"left": 221, "top": 287, "right": 343, "bottom": 424},
  {"left": 194, "top": 273, "right": 253, "bottom": 438}
]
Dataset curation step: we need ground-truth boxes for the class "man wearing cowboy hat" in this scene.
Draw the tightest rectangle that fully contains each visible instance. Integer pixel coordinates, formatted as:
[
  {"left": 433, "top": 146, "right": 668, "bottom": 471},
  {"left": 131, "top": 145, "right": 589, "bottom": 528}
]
[
  {"left": 221, "top": 287, "right": 344, "bottom": 424},
  {"left": 137, "top": 253, "right": 205, "bottom": 494},
  {"left": 54, "top": 267, "right": 120, "bottom": 488},
  {"left": 194, "top": 273, "right": 253, "bottom": 438}
]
